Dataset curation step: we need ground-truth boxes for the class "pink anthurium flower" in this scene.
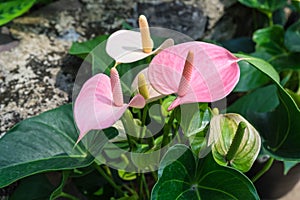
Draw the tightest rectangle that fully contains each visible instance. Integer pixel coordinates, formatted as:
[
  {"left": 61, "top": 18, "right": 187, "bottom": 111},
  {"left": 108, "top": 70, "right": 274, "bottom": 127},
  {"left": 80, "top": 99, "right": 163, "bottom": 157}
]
[
  {"left": 148, "top": 41, "right": 240, "bottom": 110},
  {"left": 74, "top": 68, "right": 145, "bottom": 142},
  {"left": 106, "top": 15, "right": 174, "bottom": 63}
]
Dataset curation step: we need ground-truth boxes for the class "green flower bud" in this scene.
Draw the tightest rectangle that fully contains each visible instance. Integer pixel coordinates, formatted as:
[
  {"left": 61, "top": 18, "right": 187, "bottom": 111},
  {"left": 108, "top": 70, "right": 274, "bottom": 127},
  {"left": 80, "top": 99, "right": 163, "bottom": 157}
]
[{"left": 208, "top": 113, "right": 261, "bottom": 172}]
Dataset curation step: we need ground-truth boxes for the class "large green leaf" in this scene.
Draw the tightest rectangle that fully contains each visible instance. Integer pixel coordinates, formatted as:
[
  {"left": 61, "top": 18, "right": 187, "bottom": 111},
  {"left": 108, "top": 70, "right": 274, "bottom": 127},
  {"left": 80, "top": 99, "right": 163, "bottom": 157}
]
[
  {"left": 0, "top": 104, "right": 94, "bottom": 187},
  {"left": 0, "top": 0, "right": 36, "bottom": 26},
  {"left": 231, "top": 84, "right": 280, "bottom": 114},
  {"left": 231, "top": 54, "right": 300, "bottom": 160},
  {"left": 234, "top": 61, "right": 270, "bottom": 92},
  {"left": 268, "top": 52, "right": 300, "bottom": 71},
  {"left": 151, "top": 145, "right": 259, "bottom": 200},
  {"left": 238, "top": 0, "right": 287, "bottom": 12},
  {"left": 253, "top": 25, "right": 286, "bottom": 56},
  {"left": 10, "top": 173, "right": 56, "bottom": 200},
  {"left": 285, "top": 19, "right": 300, "bottom": 52}
]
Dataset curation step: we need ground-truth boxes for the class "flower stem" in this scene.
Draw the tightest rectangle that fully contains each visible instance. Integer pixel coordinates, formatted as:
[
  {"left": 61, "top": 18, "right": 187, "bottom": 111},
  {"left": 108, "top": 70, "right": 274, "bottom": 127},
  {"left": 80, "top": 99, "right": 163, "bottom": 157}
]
[
  {"left": 59, "top": 192, "right": 80, "bottom": 200},
  {"left": 94, "top": 164, "right": 124, "bottom": 196},
  {"left": 161, "top": 109, "right": 176, "bottom": 147},
  {"left": 121, "top": 109, "right": 137, "bottom": 151},
  {"left": 251, "top": 157, "right": 274, "bottom": 183},
  {"left": 142, "top": 174, "right": 150, "bottom": 199}
]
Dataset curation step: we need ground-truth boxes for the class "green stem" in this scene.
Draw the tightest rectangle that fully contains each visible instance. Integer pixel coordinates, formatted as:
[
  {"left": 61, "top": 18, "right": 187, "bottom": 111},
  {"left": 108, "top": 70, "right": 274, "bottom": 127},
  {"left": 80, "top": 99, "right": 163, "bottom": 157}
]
[
  {"left": 121, "top": 109, "right": 137, "bottom": 151},
  {"left": 161, "top": 110, "right": 176, "bottom": 147},
  {"left": 94, "top": 164, "right": 124, "bottom": 196},
  {"left": 142, "top": 174, "right": 150, "bottom": 199},
  {"left": 251, "top": 157, "right": 274, "bottom": 183},
  {"left": 226, "top": 122, "right": 247, "bottom": 162},
  {"left": 138, "top": 174, "right": 144, "bottom": 199},
  {"left": 297, "top": 71, "right": 300, "bottom": 95},
  {"left": 59, "top": 192, "right": 80, "bottom": 200}
]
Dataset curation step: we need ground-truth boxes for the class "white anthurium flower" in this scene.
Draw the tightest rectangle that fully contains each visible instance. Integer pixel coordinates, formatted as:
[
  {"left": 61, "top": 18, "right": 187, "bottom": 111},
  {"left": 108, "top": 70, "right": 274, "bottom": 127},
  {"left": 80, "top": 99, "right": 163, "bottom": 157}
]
[{"left": 106, "top": 15, "right": 174, "bottom": 63}]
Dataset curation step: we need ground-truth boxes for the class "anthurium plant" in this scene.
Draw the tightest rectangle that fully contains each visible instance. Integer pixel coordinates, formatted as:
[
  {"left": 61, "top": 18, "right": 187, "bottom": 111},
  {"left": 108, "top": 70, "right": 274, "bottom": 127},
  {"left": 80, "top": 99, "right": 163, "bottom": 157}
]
[{"left": 1, "top": 0, "right": 300, "bottom": 199}]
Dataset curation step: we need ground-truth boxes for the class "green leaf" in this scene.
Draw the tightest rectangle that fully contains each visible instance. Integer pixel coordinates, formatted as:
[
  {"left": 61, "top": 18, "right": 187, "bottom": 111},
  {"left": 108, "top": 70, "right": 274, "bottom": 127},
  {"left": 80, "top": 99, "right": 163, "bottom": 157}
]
[
  {"left": 231, "top": 84, "right": 280, "bottom": 114},
  {"left": 0, "top": 104, "right": 94, "bottom": 187},
  {"left": 69, "top": 35, "right": 114, "bottom": 75},
  {"left": 268, "top": 52, "right": 300, "bottom": 71},
  {"left": 253, "top": 25, "right": 286, "bottom": 55},
  {"left": 235, "top": 54, "right": 280, "bottom": 83},
  {"left": 283, "top": 161, "right": 299, "bottom": 175},
  {"left": 286, "top": 89, "right": 300, "bottom": 108},
  {"left": 151, "top": 145, "right": 259, "bottom": 200},
  {"left": 0, "top": 0, "right": 36, "bottom": 26},
  {"left": 234, "top": 61, "right": 270, "bottom": 92},
  {"left": 292, "top": 0, "right": 300, "bottom": 12},
  {"left": 69, "top": 35, "right": 109, "bottom": 57},
  {"left": 238, "top": 0, "right": 287, "bottom": 12},
  {"left": 10, "top": 173, "right": 56, "bottom": 200},
  {"left": 232, "top": 55, "right": 300, "bottom": 160},
  {"left": 285, "top": 19, "right": 300, "bottom": 52},
  {"left": 179, "top": 104, "right": 211, "bottom": 156},
  {"left": 118, "top": 170, "right": 136, "bottom": 181}
]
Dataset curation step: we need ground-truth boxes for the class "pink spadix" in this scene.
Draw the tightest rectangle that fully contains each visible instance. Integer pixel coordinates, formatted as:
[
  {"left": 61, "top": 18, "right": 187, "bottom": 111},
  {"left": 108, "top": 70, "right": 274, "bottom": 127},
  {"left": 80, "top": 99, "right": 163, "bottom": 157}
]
[
  {"left": 74, "top": 68, "right": 145, "bottom": 143},
  {"left": 148, "top": 41, "right": 240, "bottom": 110}
]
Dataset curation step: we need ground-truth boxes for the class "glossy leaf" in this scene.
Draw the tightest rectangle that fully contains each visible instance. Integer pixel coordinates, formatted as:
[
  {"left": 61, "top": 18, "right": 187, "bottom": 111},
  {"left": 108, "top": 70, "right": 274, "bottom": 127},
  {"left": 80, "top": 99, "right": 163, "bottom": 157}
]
[
  {"left": 232, "top": 54, "right": 300, "bottom": 160},
  {"left": 285, "top": 19, "right": 300, "bottom": 52},
  {"left": 234, "top": 61, "right": 270, "bottom": 92},
  {"left": 9, "top": 173, "right": 56, "bottom": 200},
  {"left": 253, "top": 25, "right": 286, "bottom": 56},
  {"left": 286, "top": 89, "right": 300, "bottom": 108},
  {"left": 151, "top": 145, "right": 259, "bottom": 200},
  {"left": 269, "top": 52, "right": 300, "bottom": 71},
  {"left": 292, "top": 0, "right": 300, "bottom": 12},
  {"left": 179, "top": 104, "right": 211, "bottom": 156},
  {"left": 0, "top": 104, "right": 94, "bottom": 187},
  {"left": 238, "top": 0, "right": 287, "bottom": 12},
  {"left": 69, "top": 35, "right": 109, "bottom": 58},
  {"left": 209, "top": 114, "right": 261, "bottom": 172},
  {"left": 0, "top": 0, "right": 35, "bottom": 26},
  {"left": 231, "top": 84, "right": 280, "bottom": 114},
  {"left": 283, "top": 161, "right": 299, "bottom": 175}
]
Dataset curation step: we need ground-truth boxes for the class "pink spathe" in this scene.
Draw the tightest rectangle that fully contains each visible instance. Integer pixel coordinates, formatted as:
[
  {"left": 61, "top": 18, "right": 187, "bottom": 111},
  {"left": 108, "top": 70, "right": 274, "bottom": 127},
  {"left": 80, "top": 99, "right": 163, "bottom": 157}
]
[
  {"left": 74, "top": 72, "right": 145, "bottom": 142},
  {"left": 148, "top": 41, "right": 240, "bottom": 110}
]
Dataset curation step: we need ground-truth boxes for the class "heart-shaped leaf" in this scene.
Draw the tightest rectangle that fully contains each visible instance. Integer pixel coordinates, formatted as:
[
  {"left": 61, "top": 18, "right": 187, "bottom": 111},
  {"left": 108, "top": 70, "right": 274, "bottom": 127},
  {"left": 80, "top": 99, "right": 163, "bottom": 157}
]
[
  {"left": 0, "top": 104, "right": 95, "bottom": 187},
  {"left": 234, "top": 61, "right": 270, "bottom": 92},
  {"left": 151, "top": 145, "right": 259, "bottom": 200},
  {"left": 231, "top": 54, "right": 300, "bottom": 160},
  {"left": 285, "top": 19, "right": 300, "bottom": 52},
  {"left": 253, "top": 25, "right": 286, "bottom": 56}
]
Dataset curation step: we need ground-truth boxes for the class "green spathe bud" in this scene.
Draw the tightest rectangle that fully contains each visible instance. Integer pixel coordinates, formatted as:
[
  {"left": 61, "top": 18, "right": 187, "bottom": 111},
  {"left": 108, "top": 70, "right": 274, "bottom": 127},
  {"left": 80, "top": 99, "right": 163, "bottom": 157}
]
[{"left": 208, "top": 113, "right": 261, "bottom": 172}]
